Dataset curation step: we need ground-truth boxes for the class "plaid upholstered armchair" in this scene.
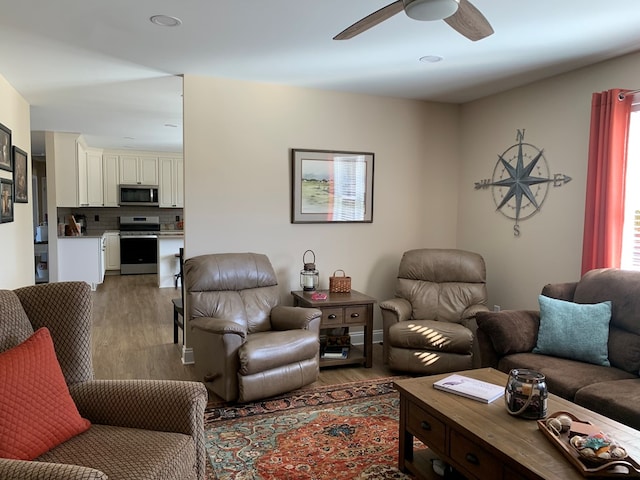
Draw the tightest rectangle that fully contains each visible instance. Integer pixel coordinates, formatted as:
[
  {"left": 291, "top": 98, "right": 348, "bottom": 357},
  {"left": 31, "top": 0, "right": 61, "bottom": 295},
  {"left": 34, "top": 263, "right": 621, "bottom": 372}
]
[{"left": 0, "top": 281, "right": 208, "bottom": 480}]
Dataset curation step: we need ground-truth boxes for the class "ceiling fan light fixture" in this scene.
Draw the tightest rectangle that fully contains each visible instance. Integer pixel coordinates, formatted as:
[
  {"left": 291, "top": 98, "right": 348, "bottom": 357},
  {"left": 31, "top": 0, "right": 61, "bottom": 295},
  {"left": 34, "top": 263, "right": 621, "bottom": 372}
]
[{"left": 404, "top": 0, "right": 460, "bottom": 21}]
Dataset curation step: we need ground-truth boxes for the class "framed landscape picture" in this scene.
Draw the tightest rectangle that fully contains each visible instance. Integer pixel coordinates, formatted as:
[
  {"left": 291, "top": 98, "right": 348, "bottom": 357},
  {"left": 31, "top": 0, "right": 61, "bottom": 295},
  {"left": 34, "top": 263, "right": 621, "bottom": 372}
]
[
  {"left": 0, "top": 122, "right": 11, "bottom": 172},
  {"left": 291, "top": 149, "right": 374, "bottom": 224},
  {"left": 1, "top": 178, "right": 13, "bottom": 223},
  {"left": 12, "top": 146, "right": 28, "bottom": 203}
]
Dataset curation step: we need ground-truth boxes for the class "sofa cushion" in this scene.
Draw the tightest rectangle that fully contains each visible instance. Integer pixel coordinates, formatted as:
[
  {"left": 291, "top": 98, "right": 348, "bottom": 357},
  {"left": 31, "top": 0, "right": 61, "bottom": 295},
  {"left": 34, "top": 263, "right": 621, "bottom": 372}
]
[
  {"left": 0, "top": 327, "right": 91, "bottom": 460},
  {"left": 498, "top": 353, "right": 637, "bottom": 401},
  {"left": 36, "top": 424, "right": 198, "bottom": 480},
  {"left": 574, "top": 379, "right": 640, "bottom": 430},
  {"left": 533, "top": 295, "right": 611, "bottom": 366},
  {"left": 0, "top": 289, "right": 34, "bottom": 353},
  {"left": 608, "top": 326, "right": 640, "bottom": 374}
]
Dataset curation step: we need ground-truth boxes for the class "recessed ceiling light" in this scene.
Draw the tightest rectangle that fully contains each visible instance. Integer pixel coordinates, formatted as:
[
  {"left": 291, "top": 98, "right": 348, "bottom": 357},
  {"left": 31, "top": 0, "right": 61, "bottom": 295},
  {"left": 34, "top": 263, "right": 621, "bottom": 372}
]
[
  {"left": 419, "top": 55, "right": 443, "bottom": 63},
  {"left": 150, "top": 15, "right": 182, "bottom": 27}
]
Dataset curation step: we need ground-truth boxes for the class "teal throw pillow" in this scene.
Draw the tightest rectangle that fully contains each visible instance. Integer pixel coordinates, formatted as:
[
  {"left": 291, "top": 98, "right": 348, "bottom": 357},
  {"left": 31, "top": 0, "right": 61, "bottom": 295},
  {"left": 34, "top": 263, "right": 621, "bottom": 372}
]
[{"left": 533, "top": 295, "right": 611, "bottom": 366}]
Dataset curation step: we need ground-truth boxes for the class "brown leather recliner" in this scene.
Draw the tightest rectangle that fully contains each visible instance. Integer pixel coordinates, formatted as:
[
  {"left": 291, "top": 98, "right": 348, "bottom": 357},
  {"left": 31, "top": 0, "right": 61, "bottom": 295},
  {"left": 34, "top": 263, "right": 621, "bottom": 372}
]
[
  {"left": 380, "top": 248, "right": 489, "bottom": 374},
  {"left": 186, "top": 253, "right": 322, "bottom": 402}
]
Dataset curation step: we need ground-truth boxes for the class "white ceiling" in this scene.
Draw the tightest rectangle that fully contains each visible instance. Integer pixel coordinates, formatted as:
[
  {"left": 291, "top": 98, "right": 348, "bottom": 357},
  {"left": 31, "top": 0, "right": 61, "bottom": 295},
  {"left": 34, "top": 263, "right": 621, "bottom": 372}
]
[{"left": 2, "top": 0, "right": 640, "bottom": 155}]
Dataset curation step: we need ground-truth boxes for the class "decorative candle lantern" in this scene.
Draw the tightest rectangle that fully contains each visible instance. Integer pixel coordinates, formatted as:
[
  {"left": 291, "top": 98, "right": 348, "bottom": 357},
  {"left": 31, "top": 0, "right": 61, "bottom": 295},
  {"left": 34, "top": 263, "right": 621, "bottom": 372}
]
[
  {"left": 300, "top": 250, "right": 319, "bottom": 291},
  {"left": 505, "top": 368, "right": 548, "bottom": 420}
]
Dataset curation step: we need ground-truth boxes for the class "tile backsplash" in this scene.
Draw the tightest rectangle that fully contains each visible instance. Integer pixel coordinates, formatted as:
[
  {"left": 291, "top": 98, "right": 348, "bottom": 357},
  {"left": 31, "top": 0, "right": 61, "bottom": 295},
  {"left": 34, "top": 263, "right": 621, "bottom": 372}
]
[{"left": 57, "top": 206, "right": 183, "bottom": 232}]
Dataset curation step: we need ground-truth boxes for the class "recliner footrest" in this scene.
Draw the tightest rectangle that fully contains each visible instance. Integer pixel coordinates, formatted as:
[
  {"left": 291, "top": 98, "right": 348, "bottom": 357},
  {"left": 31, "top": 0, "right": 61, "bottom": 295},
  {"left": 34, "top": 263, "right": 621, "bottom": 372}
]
[{"left": 239, "top": 330, "right": 318, "bottom": 375}]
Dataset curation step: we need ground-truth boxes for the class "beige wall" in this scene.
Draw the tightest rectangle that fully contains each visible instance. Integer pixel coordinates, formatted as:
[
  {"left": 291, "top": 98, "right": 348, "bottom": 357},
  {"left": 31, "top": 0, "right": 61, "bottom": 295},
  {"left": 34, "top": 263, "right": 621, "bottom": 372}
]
[
  {"left": 183, "top": 75, "right": 461, "bottom": 330},
  {"left": 457, "top": 51, "right": 640, "bottom": 309},
  {"left": 0, "top": 73, "right": 33, "bottom": 289}
]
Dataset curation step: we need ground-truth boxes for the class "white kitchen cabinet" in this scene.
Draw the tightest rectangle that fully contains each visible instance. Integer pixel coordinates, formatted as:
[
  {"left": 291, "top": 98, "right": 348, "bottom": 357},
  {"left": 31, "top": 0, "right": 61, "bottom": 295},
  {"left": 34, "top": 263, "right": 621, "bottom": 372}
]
[
  {"left": 77, "top": 142, "right": 105, "bottom": 207},
  {"left": 119, "top": 155, "right": 158, "bottom": 185},
  {"left": 53, "top": 132, "right": 81, "bottom": 208},
  {"left": 58, "top": 237, "right": 105, "bottom": 291},
  {"left": 159, "top": 156, "right": 184, "bottom": 207},
  {"left": 104, "top": 231, "right": 120, "bottom": 270},
  {"left": 77, "top": 145, "right": 105, "bottom": 207},
  {"left": 102, "top": 154, "right": 120, "bottom": 207}
]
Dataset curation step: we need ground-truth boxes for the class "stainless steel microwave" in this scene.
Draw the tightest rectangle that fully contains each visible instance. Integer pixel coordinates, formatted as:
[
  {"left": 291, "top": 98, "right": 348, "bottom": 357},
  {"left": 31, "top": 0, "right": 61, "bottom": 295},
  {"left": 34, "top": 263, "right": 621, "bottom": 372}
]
[{"left": 119, "top": 185, "right": 159, "bottom": 206}]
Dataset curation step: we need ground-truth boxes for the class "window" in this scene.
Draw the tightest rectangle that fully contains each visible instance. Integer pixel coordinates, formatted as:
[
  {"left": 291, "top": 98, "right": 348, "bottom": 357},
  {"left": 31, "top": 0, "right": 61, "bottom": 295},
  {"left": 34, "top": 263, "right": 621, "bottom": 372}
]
[{"left": 621, "top": 101, "right": 640, "bottom": 269}]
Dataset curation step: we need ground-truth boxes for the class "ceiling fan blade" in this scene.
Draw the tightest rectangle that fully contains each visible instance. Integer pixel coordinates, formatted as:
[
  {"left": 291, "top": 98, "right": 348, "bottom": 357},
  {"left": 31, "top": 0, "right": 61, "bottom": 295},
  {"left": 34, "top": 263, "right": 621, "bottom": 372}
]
[
  {"left": 444, "top": 0, "right": 494, "bottom": 41},
  {"left": 334, "top": 1, "right": 404, "bottom": 40}
]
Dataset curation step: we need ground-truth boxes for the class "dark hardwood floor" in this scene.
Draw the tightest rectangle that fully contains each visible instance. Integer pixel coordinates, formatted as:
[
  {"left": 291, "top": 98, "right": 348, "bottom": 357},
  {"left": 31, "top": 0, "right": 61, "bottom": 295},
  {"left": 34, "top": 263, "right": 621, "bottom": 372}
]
[{"left": 91, "top": 274, "right": 396, "bottom": 400}]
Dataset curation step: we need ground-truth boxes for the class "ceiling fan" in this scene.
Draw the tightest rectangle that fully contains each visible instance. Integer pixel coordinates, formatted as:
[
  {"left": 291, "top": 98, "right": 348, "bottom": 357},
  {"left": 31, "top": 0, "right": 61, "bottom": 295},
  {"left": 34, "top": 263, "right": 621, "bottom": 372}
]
[{"left": 334, "top": 0, "right": 494, "bottom": 41}]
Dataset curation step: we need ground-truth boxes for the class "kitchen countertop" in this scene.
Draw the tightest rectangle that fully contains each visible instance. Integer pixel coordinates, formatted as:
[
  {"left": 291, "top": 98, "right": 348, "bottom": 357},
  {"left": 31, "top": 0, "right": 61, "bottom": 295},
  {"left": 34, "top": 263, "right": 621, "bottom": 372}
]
[{"left": 59, "top": 230, "right": 184, "bottom": 238}]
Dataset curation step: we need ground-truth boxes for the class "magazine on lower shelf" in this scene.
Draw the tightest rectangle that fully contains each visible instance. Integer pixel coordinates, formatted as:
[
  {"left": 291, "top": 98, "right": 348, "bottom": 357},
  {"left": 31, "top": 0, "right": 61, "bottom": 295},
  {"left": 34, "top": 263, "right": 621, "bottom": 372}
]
[
  {"left": 433, "top": 374, "right": 504, "bottom": 403},
  {"left": 321, "top": 346, "right": 349, "bottom": 359}
]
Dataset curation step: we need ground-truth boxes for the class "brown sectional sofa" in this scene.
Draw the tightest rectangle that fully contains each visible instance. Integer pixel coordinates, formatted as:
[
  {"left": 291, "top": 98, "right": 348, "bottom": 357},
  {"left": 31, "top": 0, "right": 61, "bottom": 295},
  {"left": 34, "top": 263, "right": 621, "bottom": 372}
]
[{"left": 476, "top": 268, "right": 640, "bottom": 430}]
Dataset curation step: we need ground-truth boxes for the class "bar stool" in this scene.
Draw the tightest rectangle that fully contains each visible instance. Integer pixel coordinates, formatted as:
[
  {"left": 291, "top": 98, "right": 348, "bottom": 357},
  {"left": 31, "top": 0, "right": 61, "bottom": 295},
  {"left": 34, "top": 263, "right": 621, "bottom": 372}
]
[
  {"left": 174, "top": 253, "right": 182, "bottom": 288},
  {"left": 172, "top": 248, "right": 184, "bottom": 344}
]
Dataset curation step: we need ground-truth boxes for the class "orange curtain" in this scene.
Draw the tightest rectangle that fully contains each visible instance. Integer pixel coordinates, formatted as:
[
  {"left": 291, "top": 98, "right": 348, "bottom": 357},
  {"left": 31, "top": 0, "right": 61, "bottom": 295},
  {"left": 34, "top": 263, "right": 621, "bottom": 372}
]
[{"left": 581, "top": 89, "right": 632, "bottom": 275}]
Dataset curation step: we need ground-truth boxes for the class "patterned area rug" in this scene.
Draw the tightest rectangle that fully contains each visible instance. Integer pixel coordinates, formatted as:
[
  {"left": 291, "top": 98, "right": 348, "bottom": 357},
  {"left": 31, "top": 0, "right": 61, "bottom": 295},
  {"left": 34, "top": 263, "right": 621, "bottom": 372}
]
[{"left": 203, "top": 377, "right": 420, "bottom": 479}]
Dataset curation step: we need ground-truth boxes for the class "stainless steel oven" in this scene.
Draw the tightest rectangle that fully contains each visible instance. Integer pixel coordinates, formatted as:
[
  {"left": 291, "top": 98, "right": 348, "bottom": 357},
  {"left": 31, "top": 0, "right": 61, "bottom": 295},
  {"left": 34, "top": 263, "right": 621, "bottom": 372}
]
[{"left": 119, "top": 216, "right": 159, "bottom": 275}]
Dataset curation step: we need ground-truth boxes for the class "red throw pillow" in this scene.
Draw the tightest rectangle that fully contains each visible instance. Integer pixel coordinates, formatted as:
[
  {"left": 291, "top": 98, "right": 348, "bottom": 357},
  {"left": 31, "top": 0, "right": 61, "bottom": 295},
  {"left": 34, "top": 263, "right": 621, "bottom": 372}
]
[{"left": 0, "top": 327, "right": 91, "bottom": 460}]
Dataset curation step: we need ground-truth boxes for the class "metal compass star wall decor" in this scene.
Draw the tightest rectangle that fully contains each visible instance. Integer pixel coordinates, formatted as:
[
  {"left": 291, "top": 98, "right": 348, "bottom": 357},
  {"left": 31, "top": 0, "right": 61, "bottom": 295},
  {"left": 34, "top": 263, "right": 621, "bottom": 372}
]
[{"left": 474, "top": 129, "right": 572, "bottom": 237}]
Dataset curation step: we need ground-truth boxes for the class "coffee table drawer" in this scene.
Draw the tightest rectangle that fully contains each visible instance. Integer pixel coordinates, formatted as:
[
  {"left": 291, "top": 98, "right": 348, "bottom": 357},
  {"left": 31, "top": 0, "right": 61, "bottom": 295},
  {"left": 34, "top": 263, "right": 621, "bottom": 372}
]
[
  {"left": 450, "top": 429, "right": 502, "bottom": 479},
  {"left": 406, "top": 402, "right": 446, "bottom": 452}
]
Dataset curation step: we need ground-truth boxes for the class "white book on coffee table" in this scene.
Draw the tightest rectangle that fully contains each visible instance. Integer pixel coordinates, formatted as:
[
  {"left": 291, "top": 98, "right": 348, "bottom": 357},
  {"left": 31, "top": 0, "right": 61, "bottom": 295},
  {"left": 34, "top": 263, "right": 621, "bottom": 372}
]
[{"left": 433, "top": 374, "right": 504, "bottom": 403}]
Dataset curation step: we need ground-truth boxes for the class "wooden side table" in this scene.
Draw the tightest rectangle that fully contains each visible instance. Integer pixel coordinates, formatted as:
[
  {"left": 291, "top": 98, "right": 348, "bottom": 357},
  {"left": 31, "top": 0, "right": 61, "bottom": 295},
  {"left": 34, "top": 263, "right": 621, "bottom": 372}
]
[{"left": 291, "top": 289, "right": 376, "bottom": 368}]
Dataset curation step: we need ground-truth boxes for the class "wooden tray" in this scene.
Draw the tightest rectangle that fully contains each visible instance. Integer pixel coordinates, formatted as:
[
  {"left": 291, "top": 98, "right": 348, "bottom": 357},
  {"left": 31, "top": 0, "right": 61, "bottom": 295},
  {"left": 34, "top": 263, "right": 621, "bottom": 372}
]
[{"left": 537, "top": 411, "right": 640, "bottom": 477}]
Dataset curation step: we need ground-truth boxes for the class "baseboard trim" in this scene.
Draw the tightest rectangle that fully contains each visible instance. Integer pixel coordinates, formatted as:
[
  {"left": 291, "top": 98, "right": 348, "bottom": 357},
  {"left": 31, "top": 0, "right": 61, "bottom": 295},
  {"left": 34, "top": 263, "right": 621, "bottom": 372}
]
[
  {"left": 181, "top": 346, "right": 194, "bottom": 365},
  {"left": 349, "top": 329, "right": 383, "bottom": 346}
]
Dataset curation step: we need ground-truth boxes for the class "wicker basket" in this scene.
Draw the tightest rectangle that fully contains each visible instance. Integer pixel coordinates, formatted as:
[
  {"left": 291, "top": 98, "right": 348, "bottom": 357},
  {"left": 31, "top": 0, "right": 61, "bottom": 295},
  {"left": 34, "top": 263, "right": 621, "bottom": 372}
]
[{"left": 329, "top": 270, "right": 351, "bottom": 293}]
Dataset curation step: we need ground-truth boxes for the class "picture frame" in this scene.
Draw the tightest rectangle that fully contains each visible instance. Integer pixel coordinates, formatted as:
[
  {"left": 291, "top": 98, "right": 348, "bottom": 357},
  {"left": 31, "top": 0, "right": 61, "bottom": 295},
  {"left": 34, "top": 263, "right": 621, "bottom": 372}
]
[
  {"left": 1, "top": 178, "right": 14, "bottom": 223},
  {"left": 291, "top": 149, "right": 374, "bottom": 224},
  {"left": 12, "top": 146, "right": 28, "bottom": 203},
  {"left": 0, "top": 122, "right": 11, "bottom": 172}
]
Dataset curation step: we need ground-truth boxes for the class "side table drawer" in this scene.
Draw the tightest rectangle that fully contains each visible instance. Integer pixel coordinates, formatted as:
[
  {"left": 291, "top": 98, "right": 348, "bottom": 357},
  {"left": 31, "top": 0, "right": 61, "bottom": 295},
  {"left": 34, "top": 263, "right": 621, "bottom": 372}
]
[
  {"left": 345, "top": 306, "right": 367, "bottom": 324},
  {"left": 450, "top": 429, "right": 502, "bottom": 479},
  {"left": 321, "top": 307, "right": 344, "bottom": 326},
  {"left": 406, "top": 402, "right": 446, "bottom": 453}
]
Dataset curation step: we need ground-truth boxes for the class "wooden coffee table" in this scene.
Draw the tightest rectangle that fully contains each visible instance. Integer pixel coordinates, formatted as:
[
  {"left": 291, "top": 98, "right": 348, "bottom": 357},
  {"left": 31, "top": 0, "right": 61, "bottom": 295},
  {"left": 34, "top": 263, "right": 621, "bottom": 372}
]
[{"left": 394, "top": 368, "right": 640, "bottom": 480}]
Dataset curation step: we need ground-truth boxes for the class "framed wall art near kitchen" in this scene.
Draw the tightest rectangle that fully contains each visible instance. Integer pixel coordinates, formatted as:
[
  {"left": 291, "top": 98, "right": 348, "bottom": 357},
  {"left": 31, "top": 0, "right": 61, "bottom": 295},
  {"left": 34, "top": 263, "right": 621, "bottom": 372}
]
[
  {"left": 12, "top": 146, "right": 28, "bottom": 203},
  {"left": 291, "top": 148, "right": 374, "bottom": 224},
  {"left": 1, "top": 178, "right": 14, "bottom": 223},
  {"left": 0, "top": 122, "right": 11, "bottom": 172}
]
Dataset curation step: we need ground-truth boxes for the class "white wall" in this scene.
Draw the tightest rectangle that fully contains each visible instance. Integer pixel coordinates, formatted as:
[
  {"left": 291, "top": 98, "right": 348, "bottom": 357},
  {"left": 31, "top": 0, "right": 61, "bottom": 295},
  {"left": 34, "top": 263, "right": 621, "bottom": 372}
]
[
  {"left": 0, "top": 74, "right": 33, "bottom": 289},
  {"left": 183, "top": 75, "right": 461, "bottom": 328},
  {"left": 458, "top": 51, "right": 640, "bottom": 309}
]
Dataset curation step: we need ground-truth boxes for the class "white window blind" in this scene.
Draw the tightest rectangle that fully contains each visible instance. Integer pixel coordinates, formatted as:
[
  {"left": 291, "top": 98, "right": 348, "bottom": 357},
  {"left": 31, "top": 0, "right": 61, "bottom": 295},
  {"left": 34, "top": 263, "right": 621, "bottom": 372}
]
[{"left": 621, "top": 103, "right": 640, "bottom": 270}]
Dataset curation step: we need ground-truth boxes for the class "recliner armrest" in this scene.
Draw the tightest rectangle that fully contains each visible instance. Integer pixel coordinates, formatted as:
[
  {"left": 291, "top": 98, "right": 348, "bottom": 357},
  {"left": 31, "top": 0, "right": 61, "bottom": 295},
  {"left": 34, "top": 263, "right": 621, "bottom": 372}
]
[
  {"left": 271, "top": 306, "right": 321, "bottom": 332},
  {"left": 0, "top": 458, "right": 107, "bottom": 479},
  {"left": 379, "top": 297, "right": 412, "bottom": 323},
  {"left": 70, "top": 379, "right": 208, "bottom": 435},
  {"left": 462, "top": 303, "right": 490, "bottom": 320},
  {"left": 70, "top": 379, "right": 208, "bottom": 480},
  {"left": 190, "top": 316, "right": 247, "bottom": 337}
]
